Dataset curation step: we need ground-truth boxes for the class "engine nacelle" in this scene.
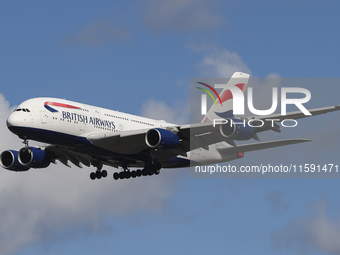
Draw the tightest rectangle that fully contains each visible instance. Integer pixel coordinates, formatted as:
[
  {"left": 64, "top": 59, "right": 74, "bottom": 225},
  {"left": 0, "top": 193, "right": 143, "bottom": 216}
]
[
  {"left": 0, "top": 150, "right": 30, "bottom": 171},
  {"left": 145, "top": 128, "right": 180, "bottom": 149},
  {"left": 18, "top": 147, "right": 51, "bottom": 168},
  {"left": 220, "top": 118, "right": 254, "bottom": 140}
]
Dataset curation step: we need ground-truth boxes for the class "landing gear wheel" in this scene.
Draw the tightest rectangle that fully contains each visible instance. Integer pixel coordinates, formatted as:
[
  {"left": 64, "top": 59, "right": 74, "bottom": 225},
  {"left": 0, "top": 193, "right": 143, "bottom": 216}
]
[
  {"left": 136, "top": 169, "right": 142, "bottom": 177},
  {"left": 131, "top": 171, "right": 137, "bottom": 178},
  {"left": 113, "top": 172, "right": 119, "bottom": 180},
  {"left": 101, "top": 170, "right": 108, "bottom": 178},
  {"left": 96, "top": 171, "right": 102, "bottom": 179},
  {"left": 90, "top": 172, "right": 96, "bottom": 180},
  {"left": 119, "top": 172, "right": 125, "bottom": 179}
]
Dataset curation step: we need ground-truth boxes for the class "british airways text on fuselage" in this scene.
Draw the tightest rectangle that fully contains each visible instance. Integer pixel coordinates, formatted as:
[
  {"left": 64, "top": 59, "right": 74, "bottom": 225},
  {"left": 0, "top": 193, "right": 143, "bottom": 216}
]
[{"left": 62, "top": 111, "right": 116, "bottom": 129}]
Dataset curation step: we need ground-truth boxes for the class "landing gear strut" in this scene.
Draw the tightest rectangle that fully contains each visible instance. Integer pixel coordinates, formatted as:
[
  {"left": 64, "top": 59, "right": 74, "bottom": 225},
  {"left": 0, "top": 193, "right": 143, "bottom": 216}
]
[
  {"left": 90, "top": 162, "right": 108, "bottom": 180},
  {"left": 23, "top": 139, "right": 29, "bottom": 148},
  {"left": 113, "top": 165, "right": 131, "bottom": 180}
]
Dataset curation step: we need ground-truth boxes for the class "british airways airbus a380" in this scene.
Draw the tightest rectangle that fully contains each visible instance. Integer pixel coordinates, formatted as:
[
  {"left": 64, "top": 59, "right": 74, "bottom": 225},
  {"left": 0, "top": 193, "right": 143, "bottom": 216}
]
[{"left": 1, "top": 72, "right": 339, "bottom": 180}]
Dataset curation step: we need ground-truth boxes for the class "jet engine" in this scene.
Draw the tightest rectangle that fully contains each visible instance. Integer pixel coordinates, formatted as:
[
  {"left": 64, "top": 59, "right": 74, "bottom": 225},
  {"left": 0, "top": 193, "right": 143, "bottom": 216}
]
[
  {"left": 0, "top": 150, "right": 30, "bottom": 171},
  {"left": 220, "top": 118, "right": 254, "bottom": 140},
  {"left": 18, "top": 147, "right": 51, "bottom": 168},
  {"left": 145, "top": 128, "right": 180, "bottom": 149}
]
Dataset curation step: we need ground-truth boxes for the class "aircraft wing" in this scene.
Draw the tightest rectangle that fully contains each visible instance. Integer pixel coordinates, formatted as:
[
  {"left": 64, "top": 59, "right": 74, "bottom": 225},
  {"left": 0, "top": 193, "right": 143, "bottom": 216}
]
[
  {"left": 86, "top": 129, "right": 152, "bottom": 154},
  {"left": 248, "top": 105, "right": 340, "bottom": 133},
  {"left": 45, "top": 105, "right": 339, "bottom": 167},
  {"left": 83, "top": 105, "right": 340, "bottom": 163},
  {"left": 38, "top": 122, "right": 232, "bottom": 169},
  {"left": 216, "top": 139, "right": 311, "bottom": 154},
  {"left": 45, "top": 145, "right": 91, "bottom": 168},
  {"left": 251, "top": 105, "right": 340, "bottom": 122},
  {"left": 83, "top": 121, "right": 238, "bottom": 163},
  {"left": 44, "top": 145, "right": 133, "bottom": 169}
]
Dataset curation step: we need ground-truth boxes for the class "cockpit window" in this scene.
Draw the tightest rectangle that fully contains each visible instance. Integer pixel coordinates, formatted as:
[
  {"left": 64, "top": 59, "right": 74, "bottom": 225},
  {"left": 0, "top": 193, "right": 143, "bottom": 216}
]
[{"left": 14, "top": 108, "right": 30, "bottom": 112}]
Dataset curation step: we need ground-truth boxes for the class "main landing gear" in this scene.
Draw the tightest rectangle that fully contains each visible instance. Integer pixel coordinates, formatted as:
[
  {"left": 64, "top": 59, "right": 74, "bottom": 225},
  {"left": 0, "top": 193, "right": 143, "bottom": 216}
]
[
  {"left": 90, "top": 170, "right": 107, "bottom": 180},
  {"left": 113, "top": 163, "right": 161, "bottom": 180},
  {"left": 113, "top": 168, "right": 159, "bottom": 180},
  {"left": 90, "top": 163, "right": 108, "bottom": 180},
  {"left": 89, "top": 162, "right": 162, "bottom": 181}
]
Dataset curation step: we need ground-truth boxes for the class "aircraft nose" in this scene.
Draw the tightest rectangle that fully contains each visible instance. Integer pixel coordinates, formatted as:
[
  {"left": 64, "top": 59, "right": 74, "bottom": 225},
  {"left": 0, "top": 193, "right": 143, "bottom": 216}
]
[
  {"left": 6, "top": 111, "right": 29, "bottom": 138},
  {"left": 6, "top": 112, "right": 24, "bottom": 137},
  {"left": 6, "top": 112, "right": 18, "bottom": 129}
]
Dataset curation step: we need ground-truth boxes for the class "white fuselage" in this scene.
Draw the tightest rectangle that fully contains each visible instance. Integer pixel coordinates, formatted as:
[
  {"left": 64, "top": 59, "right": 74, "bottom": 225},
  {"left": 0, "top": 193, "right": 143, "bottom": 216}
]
[
  {"left": 8, "top": 98, "right": 170, "bottom": 137},
  {"left": 7, "top": 97, "right": 239, "bottom": 168}
]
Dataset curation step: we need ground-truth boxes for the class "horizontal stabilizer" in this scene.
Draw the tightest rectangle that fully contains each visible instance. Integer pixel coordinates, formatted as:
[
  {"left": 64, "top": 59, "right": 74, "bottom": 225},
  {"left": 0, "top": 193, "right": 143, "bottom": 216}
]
[{"left": 216, "top": 139, "right": 311, "bottom": 154}]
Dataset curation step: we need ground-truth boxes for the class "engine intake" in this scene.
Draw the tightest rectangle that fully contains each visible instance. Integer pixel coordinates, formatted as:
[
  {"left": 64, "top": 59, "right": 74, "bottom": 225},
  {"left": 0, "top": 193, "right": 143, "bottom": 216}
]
[
  {"left": 18, "top": 147, "right": 51, "bottom": 168},
  {"left": 220, "top": 118, "right": 254, "bottom": 140},
  {"left": 145, "top": 128, "right": 180, "bottom": 149},
  {"left": 0, "top": 150, "right": 30, "bottom": 171}
]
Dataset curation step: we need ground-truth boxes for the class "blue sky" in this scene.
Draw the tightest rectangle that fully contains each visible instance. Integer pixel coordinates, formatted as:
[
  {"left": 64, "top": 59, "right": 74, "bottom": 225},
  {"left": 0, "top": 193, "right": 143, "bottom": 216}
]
[{"left": 1, "top": 1, "right": 340, "bottom": 255}]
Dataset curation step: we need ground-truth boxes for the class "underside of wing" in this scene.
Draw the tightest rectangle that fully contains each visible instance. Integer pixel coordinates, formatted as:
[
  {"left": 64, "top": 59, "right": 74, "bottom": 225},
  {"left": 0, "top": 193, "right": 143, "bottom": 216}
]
[
  {"left": 45, "top": 145, "right": 135, "bottom": 169},
  {"left": 79, "top": 121, "right": 238, "bottom": 164},
  {"left": 216, "top": 139, "right": 311, "bottom": 154},
  {"left": 45, "top": 145, "right": 91, "bottom": 168},
  {"left": 86, "top": 129, "right": 151, "bottom": 154}
]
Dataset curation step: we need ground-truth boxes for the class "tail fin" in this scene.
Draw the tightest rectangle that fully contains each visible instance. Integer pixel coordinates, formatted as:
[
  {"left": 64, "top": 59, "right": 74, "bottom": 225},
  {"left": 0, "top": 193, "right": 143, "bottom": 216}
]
[{"left": 201, "top": 72, "right": 250, "bottom": 123}]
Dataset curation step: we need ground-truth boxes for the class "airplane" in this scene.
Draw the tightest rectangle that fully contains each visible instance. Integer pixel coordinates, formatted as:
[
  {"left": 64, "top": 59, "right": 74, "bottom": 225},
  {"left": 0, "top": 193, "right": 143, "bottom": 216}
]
[{"left": 1, "top": 72, "right": 339, "bottom": 180}]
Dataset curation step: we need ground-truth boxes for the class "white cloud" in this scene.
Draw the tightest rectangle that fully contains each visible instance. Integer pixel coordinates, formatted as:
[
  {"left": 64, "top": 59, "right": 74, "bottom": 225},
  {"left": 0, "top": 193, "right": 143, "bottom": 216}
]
[
  {"left": 0, "top": 94, "right": 22, "bottom": 151},
  {"left": 0, "top": 94, "right": 181, "bottom": 254},
  {"left": 61, "top": 19, "right": 131, "bottom": 47},
  {"left": 189, "top": 44, "right": 251, "bottom": 77},
  {"left": 141, "top": 98, "right": 189, "bottom": 124},
  {"left": 271, "top": 200, "right": 340, "bottom": 255},
  {"left": 143, "top": 0, "right": 225, "bottom": 33},
  {"left": 188, "top": 44, "right": 284, "bottom": 120}
]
